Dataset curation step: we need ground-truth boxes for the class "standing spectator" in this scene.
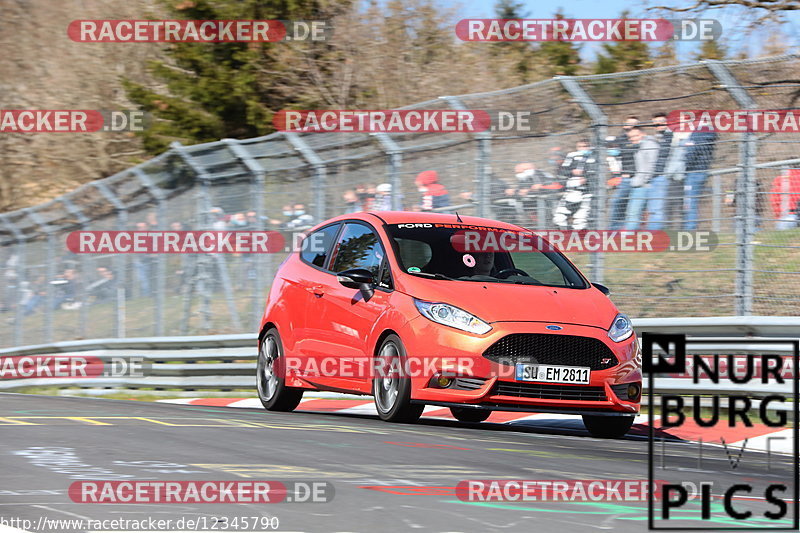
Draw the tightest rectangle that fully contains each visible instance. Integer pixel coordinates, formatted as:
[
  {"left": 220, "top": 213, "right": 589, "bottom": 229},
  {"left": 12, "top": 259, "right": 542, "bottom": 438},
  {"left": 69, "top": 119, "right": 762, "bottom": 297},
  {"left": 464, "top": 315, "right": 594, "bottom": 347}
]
[
  {"left": 354, "top": 184, "right": 373, "bottom": 211},
  {"left": 52, "top": 267, "right": 81, "bottom": 310},
  {"left": 246, "top": 211, "right": 260, "bottom": 228},
  {"left": 373, "top": 183, "right": 399, "bottom": 211},
  {"left": 210, "top": 207, "right": 228, "bottom": 230},
  {"left": 553, "top": 139, "right": 595, "bottom": 230},
  {"left": 229, "top": 212, "right": 248, "bottom": 228},
  {"left": 770, "top": 169, "right": 800, "bottom": 229},
  {"left": 623, "top": 127, "right": 660, "bottom": 230},
  {"left": 285, "top": 204, "right": 314, "bottom": 230},
  {"left": 169, "top": 222, "right": 189, "bottom": 294},
  {"left": 683, "top": 126, "right": 719, "bottom": 230},
  {"left": 342, "top": 190, "right": 361, "bottom": 213},
  {"left": 646, "top": 112, "right": 674, "bottom": 230},
  {"left": 514, "top": 162, "right": 558, "bottom": 226},
  {"left": 415, "top": 170, "right": 450, "bottom": 211},
  {"left": 86, "top": 266, "right": 116, "bottom": 303},
  {"left": 132, "top": 222, "right": 152, "bottom": 297},
  {"left": 21, "top": 276, "right": 46, "bottom": 316},
  {"left": 490, "top": 175, "right": 522, "bottom": 224},
  {"left": 610, "top": 116, "right": 640, "bottom": 229},
  {"left": 662, "top": 127, "right": 692, "bottom": 228}
]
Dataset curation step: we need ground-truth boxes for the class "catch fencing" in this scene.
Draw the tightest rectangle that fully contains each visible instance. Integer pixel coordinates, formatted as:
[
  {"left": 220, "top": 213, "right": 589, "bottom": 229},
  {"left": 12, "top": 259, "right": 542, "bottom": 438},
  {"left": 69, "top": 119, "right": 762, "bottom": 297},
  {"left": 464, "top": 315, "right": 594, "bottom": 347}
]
[{"left": 0, "top": 55, "right": 799, "bottom": 347}]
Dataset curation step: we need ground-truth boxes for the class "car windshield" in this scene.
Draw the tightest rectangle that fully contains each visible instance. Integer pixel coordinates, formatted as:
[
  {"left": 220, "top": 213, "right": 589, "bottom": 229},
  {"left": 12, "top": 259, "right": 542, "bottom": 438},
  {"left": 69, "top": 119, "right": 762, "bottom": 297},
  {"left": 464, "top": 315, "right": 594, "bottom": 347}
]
[{"left": 386, "top": 224, "right": 588, "bottom": 288}]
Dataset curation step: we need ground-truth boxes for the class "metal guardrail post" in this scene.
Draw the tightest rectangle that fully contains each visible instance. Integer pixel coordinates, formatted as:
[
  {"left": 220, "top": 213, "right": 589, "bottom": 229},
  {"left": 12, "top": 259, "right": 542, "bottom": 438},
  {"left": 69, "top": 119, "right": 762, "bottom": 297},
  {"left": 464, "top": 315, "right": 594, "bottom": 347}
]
[
  {"left": 225, "top": 139, "right": 271, "bottom": 327},
  {"left": 443, "top": 96, "right": 492, "bottom": 218},
  {"left": 61, "top": 197, "right": 91, "bottom": 339},
  {"left": 559, "top": 77, "right": 609, "bottom": 284},
  {"left": 283, "top": 132, "right": 327, "bottom": 223},
  {"left": 25, "top": 209, "right": 56, "bottom": 342},
  {"left": 0, "top": 215, "right": 26, "bottom": 346},
  {"left": 171, "top": 143, "right": 242, "bottom": 332},
  {"left": 92, "top": 182, "right": 128, "bottom": 338},
  {"left": 373, "top": 133, "right": 403, "bottom": 210},
  {"left": 706, "top": 61, "right": 756, "bottom": 315},
  {"left": 132, "top": 168, "right": 168, "bottom": 336}
]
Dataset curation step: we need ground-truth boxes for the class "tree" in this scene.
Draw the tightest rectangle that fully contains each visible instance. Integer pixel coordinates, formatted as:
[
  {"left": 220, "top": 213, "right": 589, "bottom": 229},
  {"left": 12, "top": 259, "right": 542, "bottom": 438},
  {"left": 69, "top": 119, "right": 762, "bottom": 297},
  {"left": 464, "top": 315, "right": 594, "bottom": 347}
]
[
  {"left": 693, "top": 39, "right": 728, "bottom": 60},
  {"left": 594, "top": 11, "right": 652, "bottom": 73},
  {"left": 487, "top": 0, "right": 543, "bottom": 84},
  {"left": 536, "top": 10, "right": 582, "bottom": 76},
  {"left": 653, "top": 40, "right": 679, "bottom": 67},
  {"left": 124, "top": 0, "right": 352, "bottom": 154}
]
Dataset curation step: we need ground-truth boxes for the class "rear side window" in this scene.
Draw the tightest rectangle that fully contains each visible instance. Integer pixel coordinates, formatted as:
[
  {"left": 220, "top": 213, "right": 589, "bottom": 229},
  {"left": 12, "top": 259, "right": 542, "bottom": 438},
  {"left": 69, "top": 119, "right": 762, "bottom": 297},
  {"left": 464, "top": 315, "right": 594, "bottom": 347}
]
[
  {"left": 330, "top": 223, "right": 385, "bottom": 277},
  {"left": 300, "top": 223, "right": 340, "bottom": 268}
]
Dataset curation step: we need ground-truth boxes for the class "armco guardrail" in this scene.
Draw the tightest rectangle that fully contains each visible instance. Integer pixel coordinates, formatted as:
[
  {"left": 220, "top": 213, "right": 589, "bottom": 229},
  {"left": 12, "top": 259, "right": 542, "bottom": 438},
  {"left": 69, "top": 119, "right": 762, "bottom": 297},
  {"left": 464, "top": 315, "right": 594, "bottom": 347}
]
[{"left": 0, "top": 317, "right": 797, "bottom": 393}]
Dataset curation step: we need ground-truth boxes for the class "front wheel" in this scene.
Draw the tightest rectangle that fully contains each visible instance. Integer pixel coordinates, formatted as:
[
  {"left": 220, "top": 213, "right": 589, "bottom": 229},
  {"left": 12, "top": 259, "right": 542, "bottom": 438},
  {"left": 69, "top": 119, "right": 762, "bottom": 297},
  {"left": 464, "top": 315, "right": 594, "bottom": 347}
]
[
  {"left": 582, "top": 414, "right": 634, "bottom": 438},
  {"left": 373, "top": 334, "right": 424, "bottom": 423},
  {"left": 257, "top": 328, "right": 303, "bottom": 411},
  {"left": 450, "top": 407, "right": 491, "bottom": 423}
]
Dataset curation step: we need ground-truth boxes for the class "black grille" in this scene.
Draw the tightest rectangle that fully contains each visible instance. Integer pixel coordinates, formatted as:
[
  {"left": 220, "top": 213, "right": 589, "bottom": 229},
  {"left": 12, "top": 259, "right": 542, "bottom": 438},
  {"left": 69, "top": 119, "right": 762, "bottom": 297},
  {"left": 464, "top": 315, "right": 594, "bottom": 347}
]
[
  {"left": 494, "top": 381, "right": 606, "bottom": 401},
  {"left": 453, "top": 377, "right": 487, "bottom": 390},
  {"left": 483, "top": 333, "right": 618, "bottom": 370}
]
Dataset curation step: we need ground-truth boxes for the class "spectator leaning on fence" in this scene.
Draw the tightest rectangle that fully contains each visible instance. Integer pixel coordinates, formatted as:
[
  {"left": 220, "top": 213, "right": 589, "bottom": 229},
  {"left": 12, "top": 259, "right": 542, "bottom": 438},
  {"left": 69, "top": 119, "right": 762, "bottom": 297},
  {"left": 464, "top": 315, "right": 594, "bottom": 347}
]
[
  {"left": 622, "top": 127, "right": 659, "bottom": 230},
  {"left": 553, "top": 139, "right": 595, "bottom": 230},
  {"left": 415, "top": 170, "right": 450, "bottom": 211},
  {"left": 683, "top": 126, "right": 719, "bottom": 230}
]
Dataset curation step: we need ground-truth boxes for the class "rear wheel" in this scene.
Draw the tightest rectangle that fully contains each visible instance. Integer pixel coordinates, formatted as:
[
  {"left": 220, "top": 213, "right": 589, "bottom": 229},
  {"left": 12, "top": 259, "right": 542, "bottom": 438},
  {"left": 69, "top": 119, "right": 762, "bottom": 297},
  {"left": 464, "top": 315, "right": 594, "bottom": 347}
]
[
  {"left": 582, "top": 414, "right": 634, "bottom": 438},
  {"left": 450, "top": 407, "right": 491, "bottom": 423},
  {"left": 257, "top": 328, "right": 303, "bottom": 411},
  {"left": 373, "top": 334, "right": 424, "bottom": 423}
]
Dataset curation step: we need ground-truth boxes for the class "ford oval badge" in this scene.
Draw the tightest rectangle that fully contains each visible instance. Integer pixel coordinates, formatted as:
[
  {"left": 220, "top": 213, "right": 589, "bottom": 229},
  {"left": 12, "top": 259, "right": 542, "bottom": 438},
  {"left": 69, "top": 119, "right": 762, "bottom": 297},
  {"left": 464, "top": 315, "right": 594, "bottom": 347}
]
[{"left": 545, "top": 325, "right": 563, "bottom": 331}]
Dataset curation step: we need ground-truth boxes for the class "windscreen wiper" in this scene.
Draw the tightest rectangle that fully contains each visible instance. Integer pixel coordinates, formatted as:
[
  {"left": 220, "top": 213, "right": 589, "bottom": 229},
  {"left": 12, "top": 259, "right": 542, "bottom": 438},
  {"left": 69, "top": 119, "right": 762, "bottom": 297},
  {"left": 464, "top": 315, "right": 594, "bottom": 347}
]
[{"left": 407, "top": 271, "right": 455, "bottom": 281}]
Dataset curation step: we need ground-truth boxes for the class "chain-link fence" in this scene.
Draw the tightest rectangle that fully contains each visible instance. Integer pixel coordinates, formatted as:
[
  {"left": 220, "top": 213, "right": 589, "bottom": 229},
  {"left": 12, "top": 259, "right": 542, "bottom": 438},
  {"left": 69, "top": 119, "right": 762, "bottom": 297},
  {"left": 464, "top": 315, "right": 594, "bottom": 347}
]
[{"left": 1, "top": 55, "right": 799, "bottom": 348}]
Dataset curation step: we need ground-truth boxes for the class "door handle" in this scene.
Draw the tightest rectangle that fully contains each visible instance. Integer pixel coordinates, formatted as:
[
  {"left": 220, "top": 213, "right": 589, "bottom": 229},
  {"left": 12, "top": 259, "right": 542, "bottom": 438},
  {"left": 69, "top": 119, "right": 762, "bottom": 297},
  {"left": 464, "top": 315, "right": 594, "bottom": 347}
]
[{"left": 307, "top": 286, "right": 325, "bottom": 297}]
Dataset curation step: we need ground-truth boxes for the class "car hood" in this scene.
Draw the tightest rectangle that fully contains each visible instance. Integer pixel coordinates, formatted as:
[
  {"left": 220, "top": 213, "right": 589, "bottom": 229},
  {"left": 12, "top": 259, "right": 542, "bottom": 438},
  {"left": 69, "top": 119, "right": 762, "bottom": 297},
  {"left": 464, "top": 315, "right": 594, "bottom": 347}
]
[{"left": 397, "top": 275, "right": 619, "bottom": 328}]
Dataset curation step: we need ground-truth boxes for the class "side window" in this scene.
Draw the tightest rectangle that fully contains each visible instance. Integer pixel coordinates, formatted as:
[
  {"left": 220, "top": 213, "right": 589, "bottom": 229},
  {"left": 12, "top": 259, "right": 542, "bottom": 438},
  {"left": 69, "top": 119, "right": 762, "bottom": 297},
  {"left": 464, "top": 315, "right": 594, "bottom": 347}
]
[
  {"left": 300, "top": 224, "right": 340, "bottom": 269},
  {"left": 330, "top": 223, "right": 385, "bottom": 278}
]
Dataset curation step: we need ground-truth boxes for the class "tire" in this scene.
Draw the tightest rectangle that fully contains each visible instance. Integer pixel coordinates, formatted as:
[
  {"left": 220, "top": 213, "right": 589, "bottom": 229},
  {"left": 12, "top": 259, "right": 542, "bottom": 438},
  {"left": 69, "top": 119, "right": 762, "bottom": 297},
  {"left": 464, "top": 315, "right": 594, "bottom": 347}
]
[
  {"left": 372, "top": 334, "right": 424, "bottom": 423},
  {"left": 582, "top": 414, "right": 634, "bottom": 438},
  {"left": 257, "top": 328, "right": 303, "bottom": 411},
  {"left": 450, "top": 407, "right": 491, "bottom": 423}
]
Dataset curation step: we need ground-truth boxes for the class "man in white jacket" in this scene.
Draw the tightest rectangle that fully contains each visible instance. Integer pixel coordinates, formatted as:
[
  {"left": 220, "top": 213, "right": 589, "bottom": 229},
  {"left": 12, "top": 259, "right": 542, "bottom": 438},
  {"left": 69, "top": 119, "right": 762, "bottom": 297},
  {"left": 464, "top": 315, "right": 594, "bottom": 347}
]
[{"left": 623, "top": 127, "right": 660, "bottom": 230}]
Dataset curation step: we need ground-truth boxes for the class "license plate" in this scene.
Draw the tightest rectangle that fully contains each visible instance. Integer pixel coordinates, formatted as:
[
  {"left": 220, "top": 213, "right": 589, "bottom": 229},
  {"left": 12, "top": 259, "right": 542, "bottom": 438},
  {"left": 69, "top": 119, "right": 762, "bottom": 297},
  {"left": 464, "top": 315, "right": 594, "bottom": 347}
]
[{"left": 515, "top": 364, "right": 590, "bottom": 384}]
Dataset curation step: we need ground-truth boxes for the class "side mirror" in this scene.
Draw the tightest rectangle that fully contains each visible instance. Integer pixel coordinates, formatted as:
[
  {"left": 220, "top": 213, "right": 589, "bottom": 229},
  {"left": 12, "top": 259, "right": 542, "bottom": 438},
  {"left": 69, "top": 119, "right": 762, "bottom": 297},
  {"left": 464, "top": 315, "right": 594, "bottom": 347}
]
[
  {"left": 337, "top": 268, "right": 375, "bottom": 299},
  {"left": 593, "top": 283, "right": 610, "bottom": 295}
]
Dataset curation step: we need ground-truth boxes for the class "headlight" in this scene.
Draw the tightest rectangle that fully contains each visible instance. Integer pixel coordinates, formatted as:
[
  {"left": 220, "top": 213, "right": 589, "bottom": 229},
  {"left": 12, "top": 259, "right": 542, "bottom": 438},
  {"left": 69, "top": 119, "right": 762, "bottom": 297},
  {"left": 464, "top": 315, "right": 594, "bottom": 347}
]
[
  {"left": 608, "top": 313, "right": 633, "bottom": 342},
  {"left": 414, "top": 299, "right": 491, "bottom": 335}
]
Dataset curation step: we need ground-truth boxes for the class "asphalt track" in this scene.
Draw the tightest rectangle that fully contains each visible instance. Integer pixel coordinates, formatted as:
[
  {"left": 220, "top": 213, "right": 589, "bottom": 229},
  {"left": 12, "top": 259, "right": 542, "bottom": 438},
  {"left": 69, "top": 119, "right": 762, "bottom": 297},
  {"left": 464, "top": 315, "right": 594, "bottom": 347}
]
[{"left": 1, "top": 393, "right": 796, "bottom": 532}]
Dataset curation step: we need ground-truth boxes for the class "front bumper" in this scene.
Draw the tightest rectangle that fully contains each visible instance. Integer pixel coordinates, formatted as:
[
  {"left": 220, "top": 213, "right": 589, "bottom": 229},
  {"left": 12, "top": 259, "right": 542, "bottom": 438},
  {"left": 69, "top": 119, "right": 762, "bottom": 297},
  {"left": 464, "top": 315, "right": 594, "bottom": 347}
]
[{"left": 400, "top": 318, "right": 641, "bottom": 414}]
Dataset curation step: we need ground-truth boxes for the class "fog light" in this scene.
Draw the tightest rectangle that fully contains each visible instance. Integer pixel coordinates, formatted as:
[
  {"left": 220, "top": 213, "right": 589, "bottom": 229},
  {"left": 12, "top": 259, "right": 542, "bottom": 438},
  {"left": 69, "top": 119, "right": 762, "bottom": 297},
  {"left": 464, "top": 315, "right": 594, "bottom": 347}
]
[
  {"left": 627, "top": 383, "right": 641, "bottom": 401},
  {"left": 437, "top": 376, "right": 452, "bottom": 388}
]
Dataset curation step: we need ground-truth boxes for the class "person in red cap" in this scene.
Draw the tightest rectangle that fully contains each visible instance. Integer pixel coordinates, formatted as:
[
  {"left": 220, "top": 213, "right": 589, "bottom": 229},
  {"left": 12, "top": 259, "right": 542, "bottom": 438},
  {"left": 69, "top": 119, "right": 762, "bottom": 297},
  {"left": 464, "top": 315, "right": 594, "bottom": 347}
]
[
  {"left": 770, "top": 168, "right": 800, "bottom": 229},
  {"left": 415, "top": 170, "right": 450, "bottom": 211}
]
